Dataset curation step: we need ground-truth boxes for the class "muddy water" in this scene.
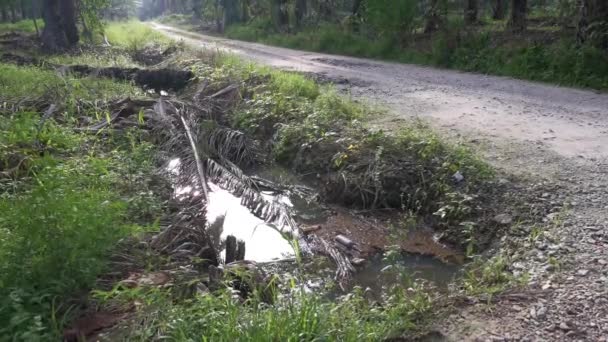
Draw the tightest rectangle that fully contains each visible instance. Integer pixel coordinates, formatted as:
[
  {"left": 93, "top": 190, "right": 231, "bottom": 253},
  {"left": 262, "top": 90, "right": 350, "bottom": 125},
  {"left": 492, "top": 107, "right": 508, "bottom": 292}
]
[
  {"left": 353, "top": 253, "right": 459, "bottom": 292},
  {"left": 170, "top": 160, "right": 462, "bottom": 287},
  {"left": 253, "top": 166, "right": 463, "bottom": 288}
]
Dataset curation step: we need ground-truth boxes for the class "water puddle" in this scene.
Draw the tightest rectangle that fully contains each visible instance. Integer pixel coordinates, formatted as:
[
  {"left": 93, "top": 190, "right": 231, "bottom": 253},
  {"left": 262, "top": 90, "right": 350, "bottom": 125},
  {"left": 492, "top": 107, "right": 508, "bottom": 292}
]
[
  {"left": 169, "top": 160, "right": 463, "bottom": 289},
  {"left": 353, "top": 253, "right": 459, "bottom": 293},
  {"left": 206, "top": 183, "right": 295, "bottom": 262}
]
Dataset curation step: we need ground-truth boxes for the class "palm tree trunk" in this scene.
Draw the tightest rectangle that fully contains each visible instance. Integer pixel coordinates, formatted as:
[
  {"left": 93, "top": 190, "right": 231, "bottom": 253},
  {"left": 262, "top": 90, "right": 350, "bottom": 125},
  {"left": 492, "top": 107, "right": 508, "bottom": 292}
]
[
  {"left": 59, "top": 0, "right": 78, "bottom": 45},
  {"left": 295, "top": 0, "right": 307, "bottom": 28},
  {"left": 465, "top": 0, "right": 478, "bottom": 25},
  {"left": 425, "top": 0, "right": 442, "bottom": 33},
  {"left": 577, "top": 0, "right": 608, "bottom": 47},
  {"left": 492, "top": 0, "right": 505, "bottom": 20},
  {"left": 508, "top": 0, "right": 527, "bottom": 33}
]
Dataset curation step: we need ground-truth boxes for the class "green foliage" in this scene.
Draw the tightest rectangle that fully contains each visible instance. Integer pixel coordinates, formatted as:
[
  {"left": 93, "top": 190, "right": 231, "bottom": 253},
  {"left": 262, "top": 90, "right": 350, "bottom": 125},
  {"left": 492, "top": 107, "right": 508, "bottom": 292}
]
[
  {"left": 223, "top": 14, "right": 608, "bottom": 90},
  {"left": 0, "top": 63, "right": 141, "bottom": 108},
  {"left": 0, "top": 111, "right": 162, "bottom": 339},
  {"left": 113, "top": 285, "right": 431, "bottom": 341},
  {"left": 462, "top": 255, "right": 524, "bottom": 297},
  {"left": 80, "top": 0, "right": 111, "bottom": 37},
  {"left": 269, "top": 71, "right": 320, "bottom": 99},
  {"left": 365, "top": 0, "right": 419, "bottom": 43}
]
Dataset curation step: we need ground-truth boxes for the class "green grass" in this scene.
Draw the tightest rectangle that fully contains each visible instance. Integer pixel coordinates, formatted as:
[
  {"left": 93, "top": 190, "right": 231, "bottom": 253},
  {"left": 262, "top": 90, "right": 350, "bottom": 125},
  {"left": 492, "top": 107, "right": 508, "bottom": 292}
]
[
  {"left": 0, "top": 111, "right": 163, "bottom": 339},
  {"left": 99, "top": 281, "right": 432, "bottom": 341},
  {"left": 0, "top": 62, "right": 141, "bottom": 107},
  {"left": 47, "top": 51, "right": 140, "bottom": 68},
  {"left": 105, "top": 20, "right": 171, "bottom": 52},
  {"left": 0, "top": 19, "right": 43, "bottom": 34}
]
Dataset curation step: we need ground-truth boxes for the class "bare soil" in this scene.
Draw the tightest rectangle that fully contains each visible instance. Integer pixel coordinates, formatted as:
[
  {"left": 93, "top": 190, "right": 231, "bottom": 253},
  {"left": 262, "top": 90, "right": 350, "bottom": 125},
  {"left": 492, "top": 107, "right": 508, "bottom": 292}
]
[{"left": 152, "top": 23, "right": 608, "bottom": 341}]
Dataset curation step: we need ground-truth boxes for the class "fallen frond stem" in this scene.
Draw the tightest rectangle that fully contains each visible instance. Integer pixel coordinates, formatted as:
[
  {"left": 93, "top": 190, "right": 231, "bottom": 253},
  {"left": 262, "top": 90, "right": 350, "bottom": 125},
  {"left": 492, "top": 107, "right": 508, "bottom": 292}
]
[{"left": 180, "top": 114, "right": 209, "bottom": 201}]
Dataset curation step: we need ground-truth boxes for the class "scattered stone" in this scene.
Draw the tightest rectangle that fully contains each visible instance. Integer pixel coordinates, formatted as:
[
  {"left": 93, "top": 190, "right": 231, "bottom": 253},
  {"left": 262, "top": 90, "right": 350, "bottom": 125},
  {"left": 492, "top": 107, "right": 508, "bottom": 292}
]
[
  {"left": 577, "top": 269, "right": 590, "bottom": 276},
  {"left": 351, "top": 258, "right": 367, "bottom": 266},
  {"left": 453, "top": 171, "right": 465, "bottom": 183},
  {"left": 494, "top": 213, "right": 513, "bottom": 225},
  {"left": 559, "top": 322, "right": 571, "bottom": 331},
  {"left": 536, "top": 306, "right": 547, "bottom": 318},
  {"left": 302, "top": 225, "right": 322, "bottom": 234}
]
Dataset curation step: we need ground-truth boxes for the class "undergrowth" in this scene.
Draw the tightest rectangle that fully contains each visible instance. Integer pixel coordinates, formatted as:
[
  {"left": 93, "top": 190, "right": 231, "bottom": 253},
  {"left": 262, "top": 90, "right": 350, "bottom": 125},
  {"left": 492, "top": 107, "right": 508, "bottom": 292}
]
[
  {"left": 119, "top": 286, "right": 431, "bottom": 341},
  {"left": 0, "top": 62, "right": 141, "bottom": 106},
  {"left": 0, "top": 111, "right": 163, "bottom": 339}
]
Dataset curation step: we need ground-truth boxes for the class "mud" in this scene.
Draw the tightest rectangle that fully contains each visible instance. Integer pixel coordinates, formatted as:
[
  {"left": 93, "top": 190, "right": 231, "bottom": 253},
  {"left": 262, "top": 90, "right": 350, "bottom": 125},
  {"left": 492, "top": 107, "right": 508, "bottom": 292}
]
[{"left": 64, "top": 65, "right": 193, "bottom": 92}]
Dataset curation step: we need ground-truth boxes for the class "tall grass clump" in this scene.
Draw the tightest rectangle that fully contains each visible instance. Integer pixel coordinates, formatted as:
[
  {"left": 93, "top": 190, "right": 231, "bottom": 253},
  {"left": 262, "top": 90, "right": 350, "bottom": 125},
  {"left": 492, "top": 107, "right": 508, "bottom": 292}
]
[
  {"left": 105, "top": 21, "right": 171, "bottom": 51},
  {"left": 118, "top": 285, "right": 431, "bottom": 341},
  {"left": 0, "top": 63, "right": 141, "bottom": 105}
]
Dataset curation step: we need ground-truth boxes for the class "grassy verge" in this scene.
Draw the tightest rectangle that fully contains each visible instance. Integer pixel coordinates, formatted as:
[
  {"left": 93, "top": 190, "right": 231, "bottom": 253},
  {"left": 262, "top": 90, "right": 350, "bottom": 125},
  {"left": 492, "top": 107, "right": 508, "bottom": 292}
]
[
  {"left": 223, "top": 21, "right": 608, "bottom": 90},
  {"left": 105, "top": 20, "right": 172, "bottom": 52},
  {"left": 109, "top": 284, "right": 431, "bottom": 340},
  {"left": 0, "top": 19, "right": 43, "bottom": 34},
  {"left": 0, "top": 26, "right": 162, "bottom": 339}
]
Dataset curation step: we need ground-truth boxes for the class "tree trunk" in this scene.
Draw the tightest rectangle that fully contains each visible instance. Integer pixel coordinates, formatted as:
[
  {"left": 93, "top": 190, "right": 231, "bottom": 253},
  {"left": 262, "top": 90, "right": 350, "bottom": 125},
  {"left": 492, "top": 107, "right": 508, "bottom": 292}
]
[
  {"left": 10, "top": 3, "right": 17, "bottom": 22},
  {"left": 492, "top": 0, "right": 505, "bottom": 20},
  {"left": 20, "top": 0, "right": 26, "bottom": 20},
  {"left": 577, "top": 0, "right": 608, "bottom": 47},
  {"left": 425, "top": 0, "right": 443, "bottom": 33},
  {"left": 271, "top": 0, "right": 288, "bottom": 31},
  {"left": 192, "top": 0, "right": 203, "bottom": 20},
  {"left": 295, "top": 0, "right": 307, "bottom": 28},
  {"left": 241, "top": 0, "right": 249, "bottom": 22},
  {"left": 508, "top": 0, "right": 527, "bottom": 33},
  {"left": 223, "top": 0, "right": 239, "bottom": 27},
  {"left": 215, "top": 0, "right": 223, "bottom": 32},
  {"left": 59, "top": 0, "right": 78, "bottom": 45},
  {"left": 32, "top": 0, "right": 40, "bottom": 36},
  {"left": 465, "top": 0, "right": 478, "bottom": 25},
  {"left": 41, "top": 0, "right": 79, "bottom": 51},
  {"left": 41, "top": 0, "right": 67, "bottom": 50},
  {"left": 1, "top": 6, "right": 8, "bottom": 22}
]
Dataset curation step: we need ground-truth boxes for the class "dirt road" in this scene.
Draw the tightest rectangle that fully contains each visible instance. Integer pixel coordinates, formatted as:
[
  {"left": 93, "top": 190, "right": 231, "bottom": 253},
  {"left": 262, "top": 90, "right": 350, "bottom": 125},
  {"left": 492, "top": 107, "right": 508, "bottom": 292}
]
[
  {"left": 152, "top": 23, "right": 608, "bottom": 161},
  {"left": 152, "top": 23, "right": 608, "bottom": 341}
]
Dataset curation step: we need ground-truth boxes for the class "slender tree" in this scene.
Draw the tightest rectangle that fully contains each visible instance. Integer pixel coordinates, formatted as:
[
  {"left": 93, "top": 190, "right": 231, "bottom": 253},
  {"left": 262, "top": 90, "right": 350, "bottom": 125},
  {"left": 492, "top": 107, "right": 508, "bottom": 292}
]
[
  {"left": 1, "top": 5, "right": 8, "bottom": 22},
  {"left": 295, "top": 0, "right": 307, "bottom": 27},
  {"left": 465, "top": 0, "right": 478, "bottom": 25},
  {"left": 223, "top": 0, "right": 239, "bottom": 26},
  {"left": 271, "top": 0, "right": 288, "bottom": 31},
  {"left": 577, "top": 0, "right": 608, "bottom": 47},
  {"left": 425, "top": 0, "right": 444, "bottom": 33},
  {"left": 508, "top": 0, "right": 527, "bottom": 32},
  {"left": 492, "top": 0, "right": 505, "bottom": 20},
  {"left": 41, "top": 0, "right": 79, "bottom": 51}
]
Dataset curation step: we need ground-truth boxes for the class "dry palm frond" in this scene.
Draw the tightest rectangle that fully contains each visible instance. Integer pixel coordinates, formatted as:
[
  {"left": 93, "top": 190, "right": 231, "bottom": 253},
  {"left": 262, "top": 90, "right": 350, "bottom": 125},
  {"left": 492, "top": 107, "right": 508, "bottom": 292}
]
[
  {"left": 207, "top": 127, "right": 262, "bottom": 167},
  {"left": 148, "top": 97, "right": 298, "bottom": 236},
  {"left": 310, "top": 235, "right": 354, "bottom": 289}
]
